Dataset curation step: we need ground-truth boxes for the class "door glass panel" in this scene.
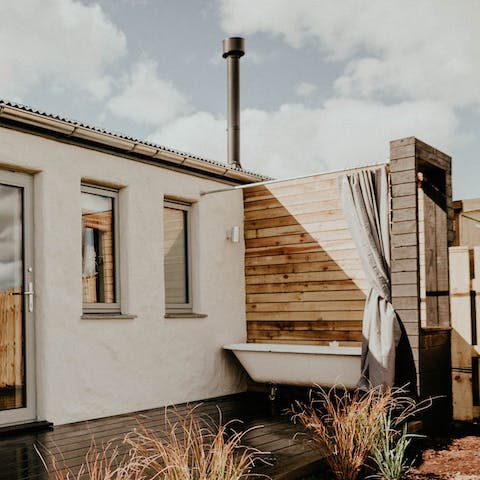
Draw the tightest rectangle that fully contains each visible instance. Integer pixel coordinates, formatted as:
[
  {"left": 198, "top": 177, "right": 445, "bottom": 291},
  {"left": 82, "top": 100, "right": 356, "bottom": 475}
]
[{"left": 0, "top": 184, "right": 25, "bottom": 411}]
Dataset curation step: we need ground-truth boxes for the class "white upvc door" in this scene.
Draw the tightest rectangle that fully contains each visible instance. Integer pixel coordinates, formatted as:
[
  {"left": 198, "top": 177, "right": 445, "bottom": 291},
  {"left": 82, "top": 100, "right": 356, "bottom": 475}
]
[{"left": 0, "top": 170, "right": 36, "bottom": 426}]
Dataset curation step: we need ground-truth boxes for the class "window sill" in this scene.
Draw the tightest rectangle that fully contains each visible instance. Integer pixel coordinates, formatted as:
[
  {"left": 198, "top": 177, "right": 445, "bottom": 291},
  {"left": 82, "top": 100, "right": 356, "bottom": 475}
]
[
  {"left": 164, "top": 312, "right": 208, "bottom": 319},
  {"left": 81, "top": 313, "right": 137, "bottom": 320}
]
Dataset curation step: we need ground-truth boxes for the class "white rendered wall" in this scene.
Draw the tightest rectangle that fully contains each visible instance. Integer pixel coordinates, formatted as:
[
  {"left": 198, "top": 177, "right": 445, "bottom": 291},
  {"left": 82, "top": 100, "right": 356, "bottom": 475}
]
[{"left": 0, "top": 127, "right": 248, "bottom": 425}]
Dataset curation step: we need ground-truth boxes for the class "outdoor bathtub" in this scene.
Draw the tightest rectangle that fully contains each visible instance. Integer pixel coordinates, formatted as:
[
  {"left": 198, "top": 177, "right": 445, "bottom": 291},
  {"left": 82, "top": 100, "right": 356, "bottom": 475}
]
[{"left": 223, "top": 343, "right": 362, "bottom": 388}]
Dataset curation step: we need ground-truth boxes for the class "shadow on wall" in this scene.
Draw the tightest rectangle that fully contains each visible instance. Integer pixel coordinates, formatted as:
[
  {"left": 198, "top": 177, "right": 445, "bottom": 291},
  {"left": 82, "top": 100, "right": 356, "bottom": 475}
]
[{"left": 243, "top": 173, "right": 369, "bottom": 346}]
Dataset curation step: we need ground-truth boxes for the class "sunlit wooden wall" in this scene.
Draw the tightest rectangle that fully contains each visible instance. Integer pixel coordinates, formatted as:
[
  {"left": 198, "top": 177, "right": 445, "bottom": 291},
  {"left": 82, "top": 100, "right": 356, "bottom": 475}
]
[{"left": 243, "top": 170, "right": 375, "bottom": 345}]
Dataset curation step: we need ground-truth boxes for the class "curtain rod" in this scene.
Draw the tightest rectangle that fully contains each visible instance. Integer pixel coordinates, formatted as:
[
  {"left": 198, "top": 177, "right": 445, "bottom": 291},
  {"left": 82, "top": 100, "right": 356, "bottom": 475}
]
[{"left": 200, "top": 161, "right": 387, "bottom": 197}]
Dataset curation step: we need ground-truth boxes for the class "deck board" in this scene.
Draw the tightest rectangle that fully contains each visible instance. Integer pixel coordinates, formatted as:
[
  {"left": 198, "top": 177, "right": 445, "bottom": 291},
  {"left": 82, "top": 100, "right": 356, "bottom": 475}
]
[{"left": 0, "top": 393, "right": 323, "bottom": 480}]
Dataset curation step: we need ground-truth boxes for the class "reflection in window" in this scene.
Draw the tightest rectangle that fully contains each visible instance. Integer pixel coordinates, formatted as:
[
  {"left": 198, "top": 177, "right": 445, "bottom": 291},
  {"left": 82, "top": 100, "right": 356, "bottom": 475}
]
[
  {"left": 0, "top": 184, "right": 25, "bottom": 410},
  {"left": 164, "top": 202, "right": 190, "bottom": 309},
  {"left": 81, "top": 189, "right": 115, "bottom": 305}
]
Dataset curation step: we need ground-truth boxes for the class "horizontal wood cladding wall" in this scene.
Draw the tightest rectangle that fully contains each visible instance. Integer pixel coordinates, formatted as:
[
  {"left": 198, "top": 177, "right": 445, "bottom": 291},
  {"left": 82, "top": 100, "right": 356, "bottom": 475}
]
[{"left": 244, "top": 173, "right": 373, "bottom": 345}]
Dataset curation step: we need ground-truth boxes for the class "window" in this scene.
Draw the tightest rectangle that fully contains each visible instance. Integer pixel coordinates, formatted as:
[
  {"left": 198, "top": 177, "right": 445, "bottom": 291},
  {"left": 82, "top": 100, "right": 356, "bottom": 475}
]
[
  {"left": 81, "top": 185, "right": 119, "bottom": 313},
  {"left": 164, "top": 200, "right": 191, "bottom": 311}
]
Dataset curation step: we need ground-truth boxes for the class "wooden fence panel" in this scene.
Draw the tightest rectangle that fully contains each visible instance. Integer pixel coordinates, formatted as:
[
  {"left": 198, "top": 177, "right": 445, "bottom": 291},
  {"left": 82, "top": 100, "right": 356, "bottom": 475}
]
[
  {"left": 244, "top": 170, "right": 377, "bottom": 345},
  {"left": 449, "top": 246, "right": 480, "bottom": 421},
  {"left": 0, "top": 287, "right": 23, "bottom": 389}
]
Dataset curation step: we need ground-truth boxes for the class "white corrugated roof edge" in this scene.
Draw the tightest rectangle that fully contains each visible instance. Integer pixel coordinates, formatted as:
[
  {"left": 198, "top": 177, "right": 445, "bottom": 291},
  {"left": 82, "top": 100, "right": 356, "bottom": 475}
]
[{"left": 0, "top": 99, "right": 272, "bottom": 185}]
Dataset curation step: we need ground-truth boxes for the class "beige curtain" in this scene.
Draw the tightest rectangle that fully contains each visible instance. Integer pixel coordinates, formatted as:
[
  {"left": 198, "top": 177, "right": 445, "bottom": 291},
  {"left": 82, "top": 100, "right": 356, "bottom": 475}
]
[{"left": 340, "top": 167, "right": 401, "bottom": 388}]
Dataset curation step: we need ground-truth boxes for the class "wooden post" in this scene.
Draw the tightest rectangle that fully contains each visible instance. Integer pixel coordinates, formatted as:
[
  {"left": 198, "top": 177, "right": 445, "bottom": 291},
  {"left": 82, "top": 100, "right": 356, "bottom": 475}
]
[
  {"left": 390, "top": 137, "right": 453, "bottom": 429},
  {"left": 390, "top": 138, "right": 421, "bottom": 387}
]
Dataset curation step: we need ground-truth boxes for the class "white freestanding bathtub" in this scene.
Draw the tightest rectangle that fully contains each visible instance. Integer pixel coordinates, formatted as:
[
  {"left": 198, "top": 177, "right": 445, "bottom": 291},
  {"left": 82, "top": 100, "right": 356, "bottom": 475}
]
[{"left": 223, "top": 343, "right": 362, "bottom": 388}]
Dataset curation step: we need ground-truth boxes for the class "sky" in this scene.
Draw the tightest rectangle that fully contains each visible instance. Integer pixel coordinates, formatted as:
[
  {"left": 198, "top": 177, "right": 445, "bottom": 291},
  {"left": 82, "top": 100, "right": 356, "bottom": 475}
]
[{"left": 1, "top": 0, "right": 479, "bottom": 200}]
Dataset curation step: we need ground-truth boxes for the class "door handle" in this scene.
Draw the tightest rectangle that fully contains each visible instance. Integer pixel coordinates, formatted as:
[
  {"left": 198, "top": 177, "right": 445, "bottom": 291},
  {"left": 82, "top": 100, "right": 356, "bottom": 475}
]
[
  {"left": 26, "top": 282, "right": 34, "bottom": 313},
  {"left": 10, "top": 282, "right": 34, "bottom": 312}
]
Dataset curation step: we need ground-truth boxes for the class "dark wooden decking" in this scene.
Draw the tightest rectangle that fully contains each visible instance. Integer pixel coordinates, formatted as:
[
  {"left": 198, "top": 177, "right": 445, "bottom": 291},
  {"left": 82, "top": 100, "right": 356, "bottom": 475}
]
[{"left": 0, "top": 393, "right": 323, "bottom": 480}]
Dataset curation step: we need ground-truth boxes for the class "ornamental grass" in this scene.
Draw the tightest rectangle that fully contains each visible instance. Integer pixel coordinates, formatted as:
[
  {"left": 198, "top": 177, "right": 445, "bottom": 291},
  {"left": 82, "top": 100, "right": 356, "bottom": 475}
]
[
  {"left": 124, "top": 408, "right": 267, "bottom": 480},
  {"left": 38, "top": 407, "right": 268, "bottom": 480},
  {"left": 367, "top": 413, "right": 415, "bottom": 480},
  {"left": 36, "top": 442, "right": 145, "bottom": 480},
  {"left": 292, "top": 386, "right": 425, "bottom": 480}
]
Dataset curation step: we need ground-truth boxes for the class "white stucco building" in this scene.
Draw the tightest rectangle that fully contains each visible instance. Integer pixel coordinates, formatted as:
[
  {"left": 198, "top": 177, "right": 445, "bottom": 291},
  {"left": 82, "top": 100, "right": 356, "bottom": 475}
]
[{"left": 0, "top": 100, "right": 266, "bottom": 427}]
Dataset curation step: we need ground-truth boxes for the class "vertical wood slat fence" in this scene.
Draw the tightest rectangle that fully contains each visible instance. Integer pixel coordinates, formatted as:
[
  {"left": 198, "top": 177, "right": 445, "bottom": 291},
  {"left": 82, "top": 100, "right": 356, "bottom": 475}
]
[
  {"left": 0, "top": 286, "right": 23, "bottom": 388},
  {"left": 449, "top": 246, "right": 480, "bottom": 421}
]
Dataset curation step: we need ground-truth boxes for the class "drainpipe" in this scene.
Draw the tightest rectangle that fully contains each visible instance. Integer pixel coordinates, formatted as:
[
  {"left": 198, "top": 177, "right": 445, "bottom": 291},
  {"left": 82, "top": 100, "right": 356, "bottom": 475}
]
[{"left": 222, "top": 37, "right": 245, "bottom": 169}]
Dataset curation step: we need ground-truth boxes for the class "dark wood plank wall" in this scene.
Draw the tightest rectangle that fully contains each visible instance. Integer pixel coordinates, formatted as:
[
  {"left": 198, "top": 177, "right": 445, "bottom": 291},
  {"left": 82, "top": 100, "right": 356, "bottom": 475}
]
[
  {"left": 390, "top": 137, "right": 453, "bottom": 427},
  {"left": 243, "top": 171, "right": 376, "bottom": 345},
  {"left": 389, "top": 144, "right": 422, "bottom": 378}
]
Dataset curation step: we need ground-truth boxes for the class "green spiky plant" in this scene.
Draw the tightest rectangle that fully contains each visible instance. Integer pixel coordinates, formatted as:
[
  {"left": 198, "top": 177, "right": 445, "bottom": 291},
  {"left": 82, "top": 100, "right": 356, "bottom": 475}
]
[
  {"left": 292, "top": 386, "right": 426, "bottom": 480},
  {"left": 367, "top": 410, "right": 420, "bottom": 480}
]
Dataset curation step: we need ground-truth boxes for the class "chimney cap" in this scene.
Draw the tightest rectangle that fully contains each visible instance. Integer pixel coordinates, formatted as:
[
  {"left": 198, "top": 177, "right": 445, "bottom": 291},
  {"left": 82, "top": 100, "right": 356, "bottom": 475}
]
[{"left": 222, "top": 37, "right": 245, "bottom": 58}]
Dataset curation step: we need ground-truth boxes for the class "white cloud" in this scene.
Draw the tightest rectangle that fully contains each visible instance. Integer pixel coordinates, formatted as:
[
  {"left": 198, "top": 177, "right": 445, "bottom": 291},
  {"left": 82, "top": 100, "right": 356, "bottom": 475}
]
[
  {"left": 148, "top": 111, "right": 226, "bottom": 161},
  {"left": 295, "top": 82, "right": 317, "bottom": 97},
  {"left": 219, "top": 0, "right": 329, "bottom": 50},
  {"left": 147, "top": 98, "right": 458, "bottom": 178},
  {"left": 243, "top": 99, "right": 458, "bottom": 177},
  {"left": 107, "top": 59, "right": 192, "bottom": 126},
  {"left": 0, "top": 0, "right": 126, "bottom": 101},
  {"left": 219, "top": 0, "right": 480, "bottom": 107},
  {"left": 0, "top": 260, "right": 22, "bottom": 292}
]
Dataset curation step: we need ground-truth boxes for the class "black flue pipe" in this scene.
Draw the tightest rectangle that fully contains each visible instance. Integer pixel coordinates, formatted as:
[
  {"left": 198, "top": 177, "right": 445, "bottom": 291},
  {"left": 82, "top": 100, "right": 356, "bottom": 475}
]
[{"left": 222, "top": 37, "right": 245, "bottom": 168}]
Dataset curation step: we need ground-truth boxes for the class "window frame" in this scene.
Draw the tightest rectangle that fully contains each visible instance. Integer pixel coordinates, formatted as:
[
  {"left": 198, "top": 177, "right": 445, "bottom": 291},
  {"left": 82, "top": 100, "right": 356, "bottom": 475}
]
[
  {"left": 81, "top": 184, "right": 121, "bottom": 314},
  {"left": 164, "top": 199, "right": 192, "bottom": 313}
]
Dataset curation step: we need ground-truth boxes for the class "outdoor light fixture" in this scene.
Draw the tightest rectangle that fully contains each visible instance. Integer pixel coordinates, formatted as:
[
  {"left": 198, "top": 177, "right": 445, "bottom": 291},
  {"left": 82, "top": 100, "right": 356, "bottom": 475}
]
[{"left": 227, "top": 226, "right": 240, "bottom": 242}]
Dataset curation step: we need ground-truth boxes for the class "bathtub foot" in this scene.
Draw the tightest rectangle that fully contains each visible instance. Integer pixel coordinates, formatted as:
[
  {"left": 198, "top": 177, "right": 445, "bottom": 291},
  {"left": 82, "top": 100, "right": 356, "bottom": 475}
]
[{"left": 269, "top": 384, "right": 278, "bottom": 401}]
